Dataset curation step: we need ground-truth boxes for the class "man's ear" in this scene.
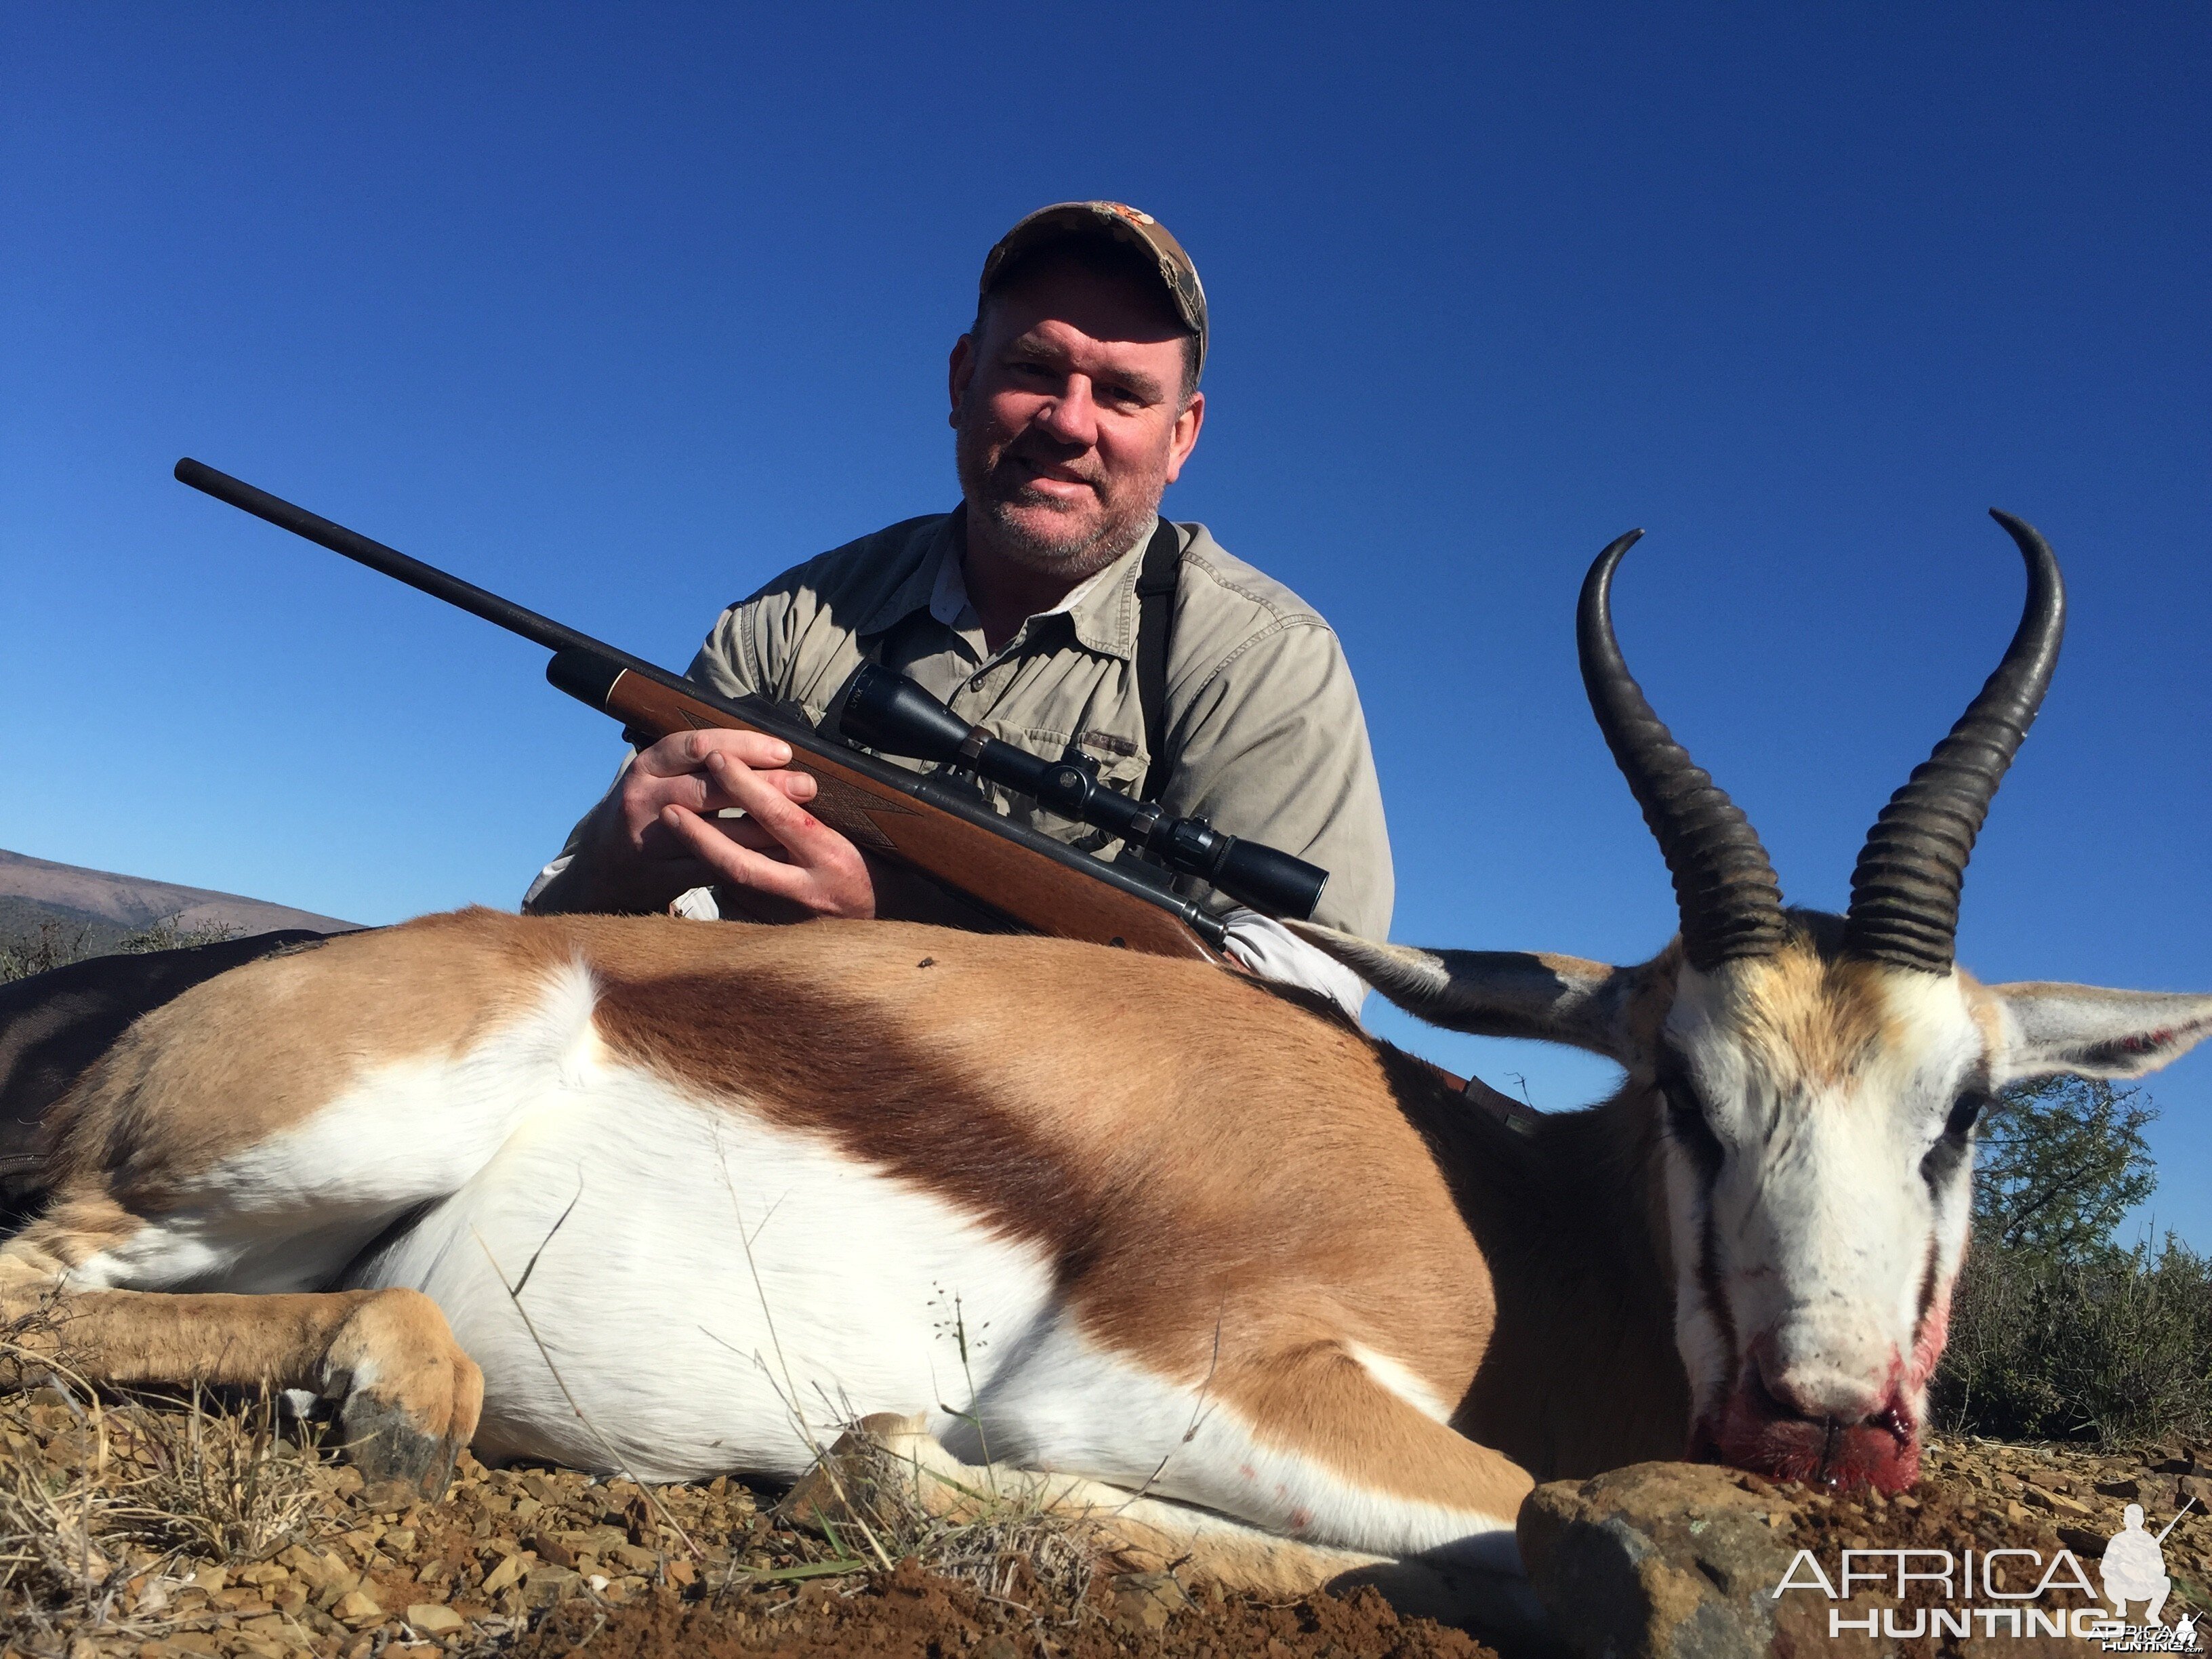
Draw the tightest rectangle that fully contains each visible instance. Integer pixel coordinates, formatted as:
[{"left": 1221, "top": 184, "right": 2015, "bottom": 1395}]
[
  {"left": 1287, "top": 922, "right": 1641, "bottom": 1063},
  {"left": 1987, "top": 981, "right": 2212, "bottom": 1083},
  {"left": 1163, "top": 390, "right": 1204, "bottom": 484},
  {"left": 947, "top": 333, "right": 977, "bottom": 425}
]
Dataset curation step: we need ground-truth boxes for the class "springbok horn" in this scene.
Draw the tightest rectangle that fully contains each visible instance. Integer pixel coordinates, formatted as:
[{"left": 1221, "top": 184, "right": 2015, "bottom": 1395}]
[
  {"left": 1843, "top": 511, "right": 2066, "bottom": 973},
  {"left": 1579, "top": 530, "right": 1788, "bottom": 970}
]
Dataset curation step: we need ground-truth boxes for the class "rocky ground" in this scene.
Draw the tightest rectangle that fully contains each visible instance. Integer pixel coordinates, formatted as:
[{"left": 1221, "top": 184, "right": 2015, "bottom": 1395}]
[
  {"left": 1523, "top": 1441, "right": 2210, "bottom": 1658},
  {"left": 1, "top": 1377, "right": 2204, "bottom": 1659}
]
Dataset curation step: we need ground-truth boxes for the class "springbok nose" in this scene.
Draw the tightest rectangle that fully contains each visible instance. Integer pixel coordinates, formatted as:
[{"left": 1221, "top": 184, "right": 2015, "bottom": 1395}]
[{"left": 1749, "top": 1332, "right": 1889, "bottom": 1423}]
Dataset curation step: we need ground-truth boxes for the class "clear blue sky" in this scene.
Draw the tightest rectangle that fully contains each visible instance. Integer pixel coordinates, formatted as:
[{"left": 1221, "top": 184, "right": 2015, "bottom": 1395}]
[{"left": 5, "top": 5, "right": 2209, "bottom": 1246}]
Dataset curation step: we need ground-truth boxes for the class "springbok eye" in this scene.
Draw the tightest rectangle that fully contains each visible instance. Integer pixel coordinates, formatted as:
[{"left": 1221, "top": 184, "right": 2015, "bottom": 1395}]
[
  {"left": 1944, "top": 1090, "right": 1991, "bottom": 1141},
  {"left": 1658, "top": 1071, "right": 1725, "bottom": 1178}
]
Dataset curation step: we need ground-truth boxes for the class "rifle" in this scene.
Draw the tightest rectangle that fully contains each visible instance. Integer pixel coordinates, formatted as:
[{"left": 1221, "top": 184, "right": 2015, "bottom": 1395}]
[{"left": 173, "top": 460, "right": 1330, "bottom": 963}]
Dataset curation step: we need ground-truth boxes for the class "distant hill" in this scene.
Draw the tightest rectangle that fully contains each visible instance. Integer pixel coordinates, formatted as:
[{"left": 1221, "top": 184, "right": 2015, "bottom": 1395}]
[{"left": 0, "top": 848, "right": 361, "bottom": 949}]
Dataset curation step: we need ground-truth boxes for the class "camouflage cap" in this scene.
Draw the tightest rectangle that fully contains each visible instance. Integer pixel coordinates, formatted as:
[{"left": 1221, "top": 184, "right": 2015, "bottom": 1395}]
[{"left": 978, "top": 201, "right": 1208, "bottom": 378}]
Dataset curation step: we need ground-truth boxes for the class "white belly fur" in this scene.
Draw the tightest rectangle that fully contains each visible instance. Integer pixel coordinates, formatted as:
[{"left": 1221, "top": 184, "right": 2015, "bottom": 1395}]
[
  {"left": 352, "top": 1054, "right": 1065, "bottom": 1484},
  {"left": 67, "top": 966, "right": 1515, "bottom": 1558}
]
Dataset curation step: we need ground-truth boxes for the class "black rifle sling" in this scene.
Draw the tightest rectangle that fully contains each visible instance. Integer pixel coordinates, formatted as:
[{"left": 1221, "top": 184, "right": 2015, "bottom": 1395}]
[{"left": 1133, "top": 518, "right": 1181, "bottom": 802}]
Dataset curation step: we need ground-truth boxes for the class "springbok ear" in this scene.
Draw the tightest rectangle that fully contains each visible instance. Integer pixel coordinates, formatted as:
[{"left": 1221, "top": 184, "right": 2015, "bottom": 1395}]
[
  {"left": 1986, "top": 982, "right": 2212, "bottom": 1083},
  {"left": 1286, "top": 922, "right": 1639, "bottom": 1061}
]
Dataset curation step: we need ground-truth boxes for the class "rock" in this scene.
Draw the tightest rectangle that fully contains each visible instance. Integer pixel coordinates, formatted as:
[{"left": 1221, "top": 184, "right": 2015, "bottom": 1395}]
[
  {"left": 524, "top": 1565, "right": 583, "bottom": 1607},
  {"left": 407, "top": 1602, "right": 465, "bottom": 1635},
  {"left": 1111, "top": 1570, "right": 1192, "bottom": 1632},
  {"left": 331, "top": 1589, "right": 383, "bottom": 1625},
  {"left": 1518, "top": 1462, "right": 1801, "bottom": 1659},
  {"left": 480, "top": 1553, "right": 528, "bottom": 1596},
  {"left": 526, "top": 1534, "right": 577, "bottom": 1569}
]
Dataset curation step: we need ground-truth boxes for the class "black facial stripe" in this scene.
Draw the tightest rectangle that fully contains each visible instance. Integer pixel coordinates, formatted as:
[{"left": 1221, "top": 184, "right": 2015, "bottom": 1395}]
[
  {"left": 1653, "top": 1058, "right": 1738, "bottom": 1385},
  {"left": 1696, "top": 1177, "right": 1738, "bottom": 1381},
  {"left": 1913, "top": 1231, "right": 1941, "bottom": 1333},
  {"left": 1923, "top": 1086, "right": 1988, "bottom": 1194},
  {"left": 1920, "top": 1128, "right": 1970, "bottom": 1192},
  {"left": 1657, "top": 1060, "right": 1725, "bottom": 1183}
]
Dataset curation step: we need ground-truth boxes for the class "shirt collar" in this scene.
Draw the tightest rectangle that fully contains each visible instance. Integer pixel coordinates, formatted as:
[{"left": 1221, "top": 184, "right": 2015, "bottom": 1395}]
[
  {"left": 857, "top": 506, "right": 1163, "bottom": 662},
  {"left": 856, "top": 512, "right": 961, "bottom": 637}
]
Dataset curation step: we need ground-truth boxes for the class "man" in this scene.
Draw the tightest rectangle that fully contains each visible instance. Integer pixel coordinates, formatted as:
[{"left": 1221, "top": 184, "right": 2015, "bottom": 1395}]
[
  {"left": 2101, "top": 1504, "right": 2174, "bottom": 1626},
  {"left": 524, "top": 203, "right": 1391, "bottom": 1006}
]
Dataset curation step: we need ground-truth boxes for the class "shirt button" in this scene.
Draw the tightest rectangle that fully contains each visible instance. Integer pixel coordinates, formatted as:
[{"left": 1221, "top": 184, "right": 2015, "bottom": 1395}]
[{"left": 969, "top": 674, "right": 986, "bottom": 691}]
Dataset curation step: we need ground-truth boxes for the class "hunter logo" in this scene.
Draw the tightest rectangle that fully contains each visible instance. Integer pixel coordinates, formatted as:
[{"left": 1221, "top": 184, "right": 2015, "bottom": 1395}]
[{"left": 1773, "top": 1499, "right": 2200, "bottom": 1647}]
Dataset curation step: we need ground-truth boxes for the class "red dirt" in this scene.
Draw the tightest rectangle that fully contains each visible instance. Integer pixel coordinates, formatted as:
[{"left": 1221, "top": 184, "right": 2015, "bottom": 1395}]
[{"left": 514, "top": 1557, "right": 1500, "bottom": 1659}]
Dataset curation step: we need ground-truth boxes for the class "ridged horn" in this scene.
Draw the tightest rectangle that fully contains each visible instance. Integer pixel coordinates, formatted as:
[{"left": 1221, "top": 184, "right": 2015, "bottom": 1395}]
[
  {"left": 1579, "top": 530, "right": 1787, "bottom": 970},
  {"left": 1843, "top": 511, "right": 2065, "bottom": 973}
]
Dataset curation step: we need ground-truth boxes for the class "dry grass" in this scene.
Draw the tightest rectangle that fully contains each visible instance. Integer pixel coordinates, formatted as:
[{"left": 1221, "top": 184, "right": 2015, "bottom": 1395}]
[
  {"left": 770, "top": 1427, "right": 1111, "bottom": 1618},
  {"left": 0, "top": 1340, "right": 1120, "bottom": 1659},
  {"left": 0, "top": 1364, "right": 334, "bottom": 1654}
]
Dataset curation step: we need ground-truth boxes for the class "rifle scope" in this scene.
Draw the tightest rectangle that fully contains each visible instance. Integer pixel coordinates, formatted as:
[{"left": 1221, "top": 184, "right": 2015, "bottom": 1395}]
[{"left": 836, "top": 663, "right": 1329, "bottom": 922}]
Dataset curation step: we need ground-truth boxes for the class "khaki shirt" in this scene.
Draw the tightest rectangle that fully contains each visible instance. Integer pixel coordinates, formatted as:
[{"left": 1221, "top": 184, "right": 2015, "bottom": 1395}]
[{"left": 541, "top": 511, "right": 1393, "bottom": 940}]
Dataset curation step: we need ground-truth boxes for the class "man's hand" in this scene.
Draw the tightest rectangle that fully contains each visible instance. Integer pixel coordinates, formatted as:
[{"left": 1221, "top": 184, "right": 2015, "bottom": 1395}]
[{"left": 533, "top": 729, "right": 877, "bottom": 919}]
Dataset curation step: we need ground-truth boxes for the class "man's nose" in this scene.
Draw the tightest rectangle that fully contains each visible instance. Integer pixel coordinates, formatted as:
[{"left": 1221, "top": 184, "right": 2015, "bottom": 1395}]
[{"left": 1033, "top": 377, "right": 1099, "bottom": 446}]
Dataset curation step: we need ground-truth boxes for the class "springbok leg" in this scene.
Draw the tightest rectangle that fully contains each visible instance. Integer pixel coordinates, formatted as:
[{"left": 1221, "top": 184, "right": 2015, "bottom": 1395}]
[
  {"left": 0, "top": 1244, "right": 481, "bottom": 1500},
  {"left": 796, "top": 1341, "right": 1550, "bottom": 1636},
  {"left": 783, "top": 1412, "right": 1397, "bottom": 1597}
]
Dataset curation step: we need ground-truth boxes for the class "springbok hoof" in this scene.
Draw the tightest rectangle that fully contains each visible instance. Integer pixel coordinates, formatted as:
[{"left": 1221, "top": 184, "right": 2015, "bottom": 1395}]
[
  {"left": 777, "top": 1412, "right": 940, "bottom": 1532},
  {"left": 342, "top": 1390, "right": 461, "bottom": 1504},
  {"left": 321, "top": 1288, "right": 484, "bottom": 1504}
]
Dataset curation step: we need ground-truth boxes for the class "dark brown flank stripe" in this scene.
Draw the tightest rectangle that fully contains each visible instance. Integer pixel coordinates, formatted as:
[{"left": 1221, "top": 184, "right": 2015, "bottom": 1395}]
[
  {"left": 588, "top": 969, "right": 1109, "bottom": 1283},
  {"left": 581, "top": 951, "right": 1543, "bottom": 1518}
]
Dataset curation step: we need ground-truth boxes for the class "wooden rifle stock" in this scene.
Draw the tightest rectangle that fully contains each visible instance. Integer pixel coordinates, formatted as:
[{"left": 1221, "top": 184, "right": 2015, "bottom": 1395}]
[
  {"left": 174, "top": 458, "right": 1227, "bottom": 963},
  {"left": 562, "top": 653, "right": 1223, "bottom": 959}
]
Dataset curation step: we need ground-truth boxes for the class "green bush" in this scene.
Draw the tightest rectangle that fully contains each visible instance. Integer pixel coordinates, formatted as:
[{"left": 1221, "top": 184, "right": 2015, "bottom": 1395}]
[
  {"left": 1931, "top": 1073, "right": 2212, "bottom": 1445},
  {"left": 1934, "top": 1232, "right": 2212, "bottom": 1444}
]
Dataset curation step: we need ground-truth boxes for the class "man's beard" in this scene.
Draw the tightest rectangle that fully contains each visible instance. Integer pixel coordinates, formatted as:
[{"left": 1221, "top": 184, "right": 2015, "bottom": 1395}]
[{"left": 955, "top": 403, "right": 1164, "bottom": 581}]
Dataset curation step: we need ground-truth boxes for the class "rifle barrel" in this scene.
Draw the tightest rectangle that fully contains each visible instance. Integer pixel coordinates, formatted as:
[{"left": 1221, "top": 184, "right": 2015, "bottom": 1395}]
[
  {"left": 174, "top": 458, "right": 654, "bottom": 677},
  {"left": 2156, "top": 1496, "right": 2196, "bottom": 1543},
  {"left": 169, "top": 457, "right": 1235, "bottom": 956}
]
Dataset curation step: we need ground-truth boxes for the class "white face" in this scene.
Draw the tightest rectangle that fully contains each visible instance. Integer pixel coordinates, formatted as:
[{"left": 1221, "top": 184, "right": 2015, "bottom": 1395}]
[
  {"left": 1659, "top": 960, "right": 1987, "bottom": 1490},
  {"left": 1295, "top": 917, "right": 2212, "bottom": 1492}
]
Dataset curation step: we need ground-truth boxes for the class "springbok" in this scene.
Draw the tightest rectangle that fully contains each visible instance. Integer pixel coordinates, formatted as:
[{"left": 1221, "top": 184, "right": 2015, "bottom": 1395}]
[{"left": 3, "top": 514, "right": 2206, "bottom": 1626}]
